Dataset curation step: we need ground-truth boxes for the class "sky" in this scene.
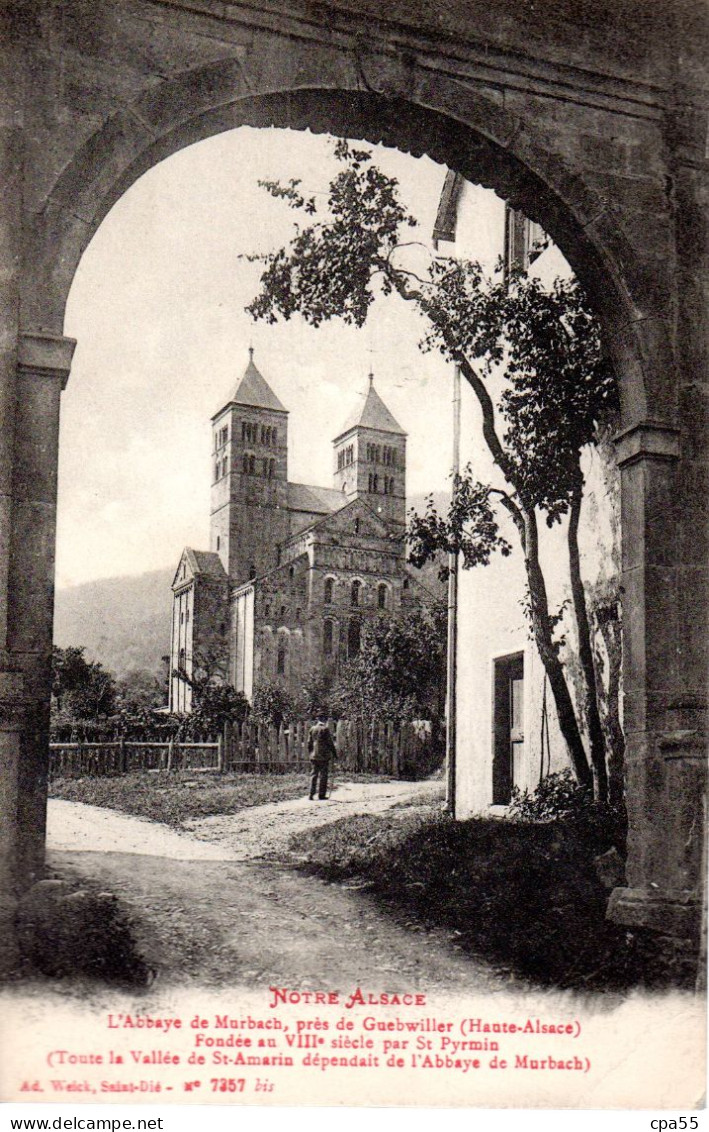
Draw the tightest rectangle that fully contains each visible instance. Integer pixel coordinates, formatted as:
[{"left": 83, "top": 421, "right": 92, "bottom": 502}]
[{"left": 59, "top": 127, "right": 504, "bottom": 589}]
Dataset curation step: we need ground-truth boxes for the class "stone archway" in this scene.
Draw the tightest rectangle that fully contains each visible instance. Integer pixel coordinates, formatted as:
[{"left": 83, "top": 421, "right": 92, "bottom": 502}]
[{"left": 1, "top": 2, "right": 706, "bottom": 966}]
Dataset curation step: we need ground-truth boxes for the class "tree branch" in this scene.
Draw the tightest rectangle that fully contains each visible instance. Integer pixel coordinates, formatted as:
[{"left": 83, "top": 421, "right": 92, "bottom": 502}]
[
  {"left": 492, "top": 490, "right": 526, "bottom": 546},
  {"left": 376, "top": 258, "right": 517, "bottom": 490}
]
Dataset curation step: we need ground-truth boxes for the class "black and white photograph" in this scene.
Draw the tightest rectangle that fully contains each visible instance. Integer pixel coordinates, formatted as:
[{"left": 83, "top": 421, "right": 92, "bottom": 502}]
[{"left": 0, "top": 0, "right": 706, "bottom": 1118}]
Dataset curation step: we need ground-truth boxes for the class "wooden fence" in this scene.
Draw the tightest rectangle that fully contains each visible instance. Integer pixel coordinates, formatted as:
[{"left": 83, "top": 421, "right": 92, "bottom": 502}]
[
  {"left": 49, "top": 719, "right": 441, "bottom": 780},
  {"left": 49, "top": 739, "right": 222, "bottom": 778}
]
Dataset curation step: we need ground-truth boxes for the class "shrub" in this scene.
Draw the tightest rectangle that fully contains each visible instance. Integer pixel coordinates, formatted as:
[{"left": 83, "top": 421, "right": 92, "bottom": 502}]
[
  {"left": 508, "top": 768, "right": 592, "bottom": 821},
  {"left": 15, "top": 879, "right": 153, "bottom": 984},
  {"left": 250, "top": 681, "right": 296, "bottom": 729}
]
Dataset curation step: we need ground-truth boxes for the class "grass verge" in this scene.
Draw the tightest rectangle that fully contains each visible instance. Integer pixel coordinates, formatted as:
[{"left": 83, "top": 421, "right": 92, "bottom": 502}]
[
  {"left": 285, "top": 807, "right": 693, "bottom": 991},
  {"left": 49, "top": 771, "right": 391, "bottom": 828}
]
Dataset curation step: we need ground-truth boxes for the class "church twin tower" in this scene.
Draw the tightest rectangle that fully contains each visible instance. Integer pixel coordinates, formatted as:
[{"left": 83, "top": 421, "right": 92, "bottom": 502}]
[
  {"left": 171, "top": 350, "right": 424, "bottom": 710},
  {"left": 209, "top": 350, "right": 407, "bottom": 588}
]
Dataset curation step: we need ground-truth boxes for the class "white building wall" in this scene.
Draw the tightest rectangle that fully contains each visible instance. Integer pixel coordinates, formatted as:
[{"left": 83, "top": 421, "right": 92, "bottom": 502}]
[
  {"left": 232, "top": 586, "right": 255, "bottom": 700},
  {"left": 170, "top": 584, "right": 194, "bottom": 714},
  {"left": 448, "top": 181, "right": 620, "bottom": 816}
]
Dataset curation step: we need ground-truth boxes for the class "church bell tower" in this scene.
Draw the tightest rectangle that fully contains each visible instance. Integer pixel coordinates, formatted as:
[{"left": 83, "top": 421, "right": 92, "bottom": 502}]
[
  {"left": 210, "top": 349, "right": 290, "bottom": 585},
  {"left": 333, "top": 372, "right": 407, "bottom": 528}
]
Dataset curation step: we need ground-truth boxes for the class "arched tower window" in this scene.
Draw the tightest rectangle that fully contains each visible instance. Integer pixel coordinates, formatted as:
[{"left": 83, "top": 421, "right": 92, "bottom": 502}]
[
  {"left": 348, "top": 618, "right": 361, "bottom": 657},
  {"left": 351, "top": 580, "right": 361, "bottom": 606},
  {"left": 378, "top": 583, "right": 387, "bottom": 610},
  {"left": 323, "top": 619, "right": 334, "bottom": 657},
  {"left": 277, "top": 640, "right": 287, "bottom": 675},
  {"left": 324, "top": 578, "right": 334, "bottom": 604}
]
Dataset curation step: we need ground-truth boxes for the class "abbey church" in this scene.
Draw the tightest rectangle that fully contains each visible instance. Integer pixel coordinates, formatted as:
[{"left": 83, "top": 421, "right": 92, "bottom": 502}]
[{"left": 169, "top": 351, "right": 436, "bottom": 711}]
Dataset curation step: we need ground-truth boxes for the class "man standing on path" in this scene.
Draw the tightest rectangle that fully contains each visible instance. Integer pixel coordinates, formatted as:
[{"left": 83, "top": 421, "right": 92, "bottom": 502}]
[{"left": 307, "top": 716, "right": 337, "bottom": 800}]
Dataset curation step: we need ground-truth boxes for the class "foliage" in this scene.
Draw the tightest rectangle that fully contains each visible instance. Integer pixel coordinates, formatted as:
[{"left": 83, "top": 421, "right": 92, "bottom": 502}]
[
  {"left": 246, "top": 140, "right": 622, "bottom": 799},
  {"left": 333, "top": 608, "right": 447, "bottom": 721},
  {"left": 51, "top": 646, "right": 117, "bottom": 719},
  {"left": 51, "top": 709, "right": 181, "bottom": 744},
  {"left": 189, "top": 682, "right": 250, "bottom": 734},
  {"left": 408, "top": 466, "right": 512, "bottom": 579},
  {"left": 115, "top": 667, "right": 166, "bottom": 712},
  {"left": 508, "top": 768, "right": 592, "bottom": 822},
  {"left": 296, "top": 668, "right": 337, "bottom": 719},
  {"left": 251, "top": 680, "right": 297, "bottom": 729},
  {"left": 246, "top": 140, "right": 418, "bottom": 329},
  {"left": 16, "top": 879, "right": 152, "bottom": 985},
  {"left": 170, "top": 643, "right": 248, "bottom": 735}
]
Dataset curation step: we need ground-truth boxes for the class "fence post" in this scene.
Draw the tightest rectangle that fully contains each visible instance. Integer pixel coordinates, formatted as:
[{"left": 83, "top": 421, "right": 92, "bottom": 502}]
[
  {"left": 119, "top": 736, "right": 127, "bottom": 775},
  {"left": 225, "top": 721, "right": 232, "bottom": 772},
  {"left": 240, "top": 720, "right": 248, "bottom": 770},
  {"left": 385, "top": 721, "right": 393, "bottom": 776},
  {"left": 255, "top": 724, "right": 263, "bottom": 773},
  {"left": 217, "top": 731, "right": 224, "bottom": 774}
]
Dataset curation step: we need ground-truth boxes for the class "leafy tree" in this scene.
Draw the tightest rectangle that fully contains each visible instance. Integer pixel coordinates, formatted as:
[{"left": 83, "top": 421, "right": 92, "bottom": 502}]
[
  {"left": 251, "top": 680, "right": 297, "bottom": 729},
  {"left": 334, "top": 608, "right": 447, "bottom": 722},
  {"left": 171, "top": 646, "right": 249, "bottom": 734},
  {"left": 52, "top": 646, "right": 90, "bottom": 713},
  {"left": 51, "top": 646, "right": 117, "bottom": 719},
  {"left": 115, "top": 667, "right": 166, "bottom": 712},
  {"left": 296, "top": 669, "right": 337, "bottom": 719},
  {"left": 189, "top": 683, "right": 250, "bottom": 734},
  {"left": 246, "top": 141, "right": 620, "bottom": 799}
]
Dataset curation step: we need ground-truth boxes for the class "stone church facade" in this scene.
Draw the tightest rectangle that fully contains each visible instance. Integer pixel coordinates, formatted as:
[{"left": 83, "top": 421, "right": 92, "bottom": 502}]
[{"left": 170, "top": 352, "right": 435, "bottom": 711}]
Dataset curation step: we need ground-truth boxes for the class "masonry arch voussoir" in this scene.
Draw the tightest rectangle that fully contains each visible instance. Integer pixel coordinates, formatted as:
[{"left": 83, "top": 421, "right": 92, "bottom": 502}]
[{"left": 25, "top": 51, "right": 671, "bottom": 423}]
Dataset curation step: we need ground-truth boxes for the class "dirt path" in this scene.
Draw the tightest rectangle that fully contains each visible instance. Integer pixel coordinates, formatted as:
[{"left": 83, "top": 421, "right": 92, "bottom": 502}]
[
  {"left": 182, "top": 777, "right": 444, "bottom": 860},
  {"left": 43, "top": 781, "right": 506, "bottom": 994},
  {"left": 48, "top": 778, "right": 442, "bottom": 861}
]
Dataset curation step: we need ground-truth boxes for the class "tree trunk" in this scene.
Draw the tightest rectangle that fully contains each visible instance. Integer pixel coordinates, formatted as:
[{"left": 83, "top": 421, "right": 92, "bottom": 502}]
[
  {"left": 380, "top": 297, "right": 596, "bottom": 793},
  {"left": 568, "top": 486, "right": 609, "bottom": 801},
  {"left": 524, "top": 510, "right": 593, "bottom": 790},
  {"left": 596, "top": 604, "right": 625, "bottom": 808}
]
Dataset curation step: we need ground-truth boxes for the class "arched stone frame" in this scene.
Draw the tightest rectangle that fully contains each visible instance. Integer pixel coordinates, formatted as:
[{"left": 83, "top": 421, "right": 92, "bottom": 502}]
[
  {"left": 290, "top": 627, "right": 305, "bottom": 687},
  {"left": 322, "top": 615, "right": 337, "bottom": 661},
  {"left": 257, "top": 625, "right": 274, "bottom": 681},
  {"left": 1, "top": 41, "right": 704, "bottom": 953},
  {"left": 322, "top": 574, "right": 337, "bottom": 606},
  {"left": 276, "top": 626, "right": 291, "bottom": 680},
  {"left": 376, "top": 580, "right": 392, "bottom": 611},
  {"left": 349, "top": 576, "right": 366, "bottom": 609},
  {"left": 347, "top": 616, "right": 362, "bottom": 660}
]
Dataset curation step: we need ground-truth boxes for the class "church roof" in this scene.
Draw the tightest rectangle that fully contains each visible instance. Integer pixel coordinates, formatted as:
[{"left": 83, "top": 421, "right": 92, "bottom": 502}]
[
  {"left": 282, "top": 494, "right": 398, "bottom": 554},
  {"left": 213, "top": 350, "right": 287, "bottom": 418},
  {"left": 334, "top": 375, "right": 406, "bottom": 440},
  {"left": 190, "top": 549, "right": 228, "bottom": 577},
  {"left": 287, "top": 482, "right": 343, "bottom": 515},
  {"left": 172, "top": 547, "right": 227, "bottom": 589}
]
